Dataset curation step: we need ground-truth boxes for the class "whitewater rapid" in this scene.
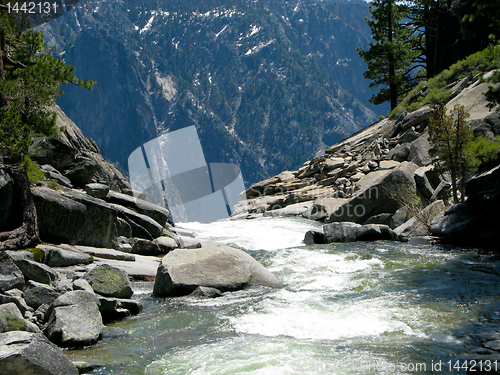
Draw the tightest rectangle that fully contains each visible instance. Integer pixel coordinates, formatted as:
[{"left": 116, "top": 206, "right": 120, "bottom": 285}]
[{"left": 68, "top": 217, "right": 500, "bottom": 374}]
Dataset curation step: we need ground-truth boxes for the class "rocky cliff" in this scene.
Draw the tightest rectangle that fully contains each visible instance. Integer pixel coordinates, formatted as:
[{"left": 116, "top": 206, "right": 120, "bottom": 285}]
[
  {"left": 41, "top": 0, "right": 384, "bottom": 185},
  {"left": 235, "top": 63, "right": 500, "bottom": 247}
]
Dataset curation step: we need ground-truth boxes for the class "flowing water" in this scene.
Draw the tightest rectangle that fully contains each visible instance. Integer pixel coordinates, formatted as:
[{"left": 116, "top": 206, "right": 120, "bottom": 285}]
[{"left": 68, "top": 217, "right": 500, "bottom": 374}]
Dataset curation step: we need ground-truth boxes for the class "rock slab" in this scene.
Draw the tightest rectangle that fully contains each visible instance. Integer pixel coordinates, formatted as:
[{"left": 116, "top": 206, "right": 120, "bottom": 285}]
[
  {"left": 0, "top": 331, "right": 79, "bottom": 375},
  {"left": 153, "top": 244, "right": 283, "bottom": 297}
]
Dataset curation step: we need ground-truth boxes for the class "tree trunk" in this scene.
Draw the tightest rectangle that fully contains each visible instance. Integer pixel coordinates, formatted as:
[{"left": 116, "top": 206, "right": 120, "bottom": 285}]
[
  {"left": 387, "top": 0, "right": 397, "bottom": 110},
  {"left": 0, "top": 163, "right": 40, "bottom": 250},
  {"left": 0, "top": 28, "right": 11, "bottom": 109}
]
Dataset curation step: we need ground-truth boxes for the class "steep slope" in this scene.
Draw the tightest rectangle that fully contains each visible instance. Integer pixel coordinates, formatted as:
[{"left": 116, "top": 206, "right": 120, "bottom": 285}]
[
  {"left": 41, "top": 0, "right": 384, "bottom": 185},
  {"left": 235, "top": 46, "right": 500, "bottom": 246}
]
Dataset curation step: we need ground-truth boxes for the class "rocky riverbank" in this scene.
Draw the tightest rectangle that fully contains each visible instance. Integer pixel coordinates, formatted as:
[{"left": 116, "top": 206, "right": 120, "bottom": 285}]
[
  {"left": 0, "top": 105, "right": 281, "bottom": 374},
  {"left": 1, "top": 67, "right": 499, "bottom": 375},
  {"left": 234, "top": 69, "right": 500, "bottom": 248}
]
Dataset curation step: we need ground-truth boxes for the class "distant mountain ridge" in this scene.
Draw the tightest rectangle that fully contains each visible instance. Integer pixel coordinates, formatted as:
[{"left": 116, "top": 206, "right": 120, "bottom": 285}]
[{"left": 41, "top": 0, "right": 386, "bottom": 185}]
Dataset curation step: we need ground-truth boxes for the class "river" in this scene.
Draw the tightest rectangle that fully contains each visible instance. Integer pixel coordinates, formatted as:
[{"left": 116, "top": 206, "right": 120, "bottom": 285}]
[{"left": 67, "top": 217, "right": 500, "bottom": 374}]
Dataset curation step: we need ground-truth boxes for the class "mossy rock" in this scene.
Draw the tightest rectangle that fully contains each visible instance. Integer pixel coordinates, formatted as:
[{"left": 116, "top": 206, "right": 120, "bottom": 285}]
[
  {"left": 26, "top": 248, "right": 46, "bottom": 263},
  {"left": 83, "top": 265, "right": 133, "bottom": 299},
  {"left": 0, "top": 303, "right": 37, "bottom": 333}
]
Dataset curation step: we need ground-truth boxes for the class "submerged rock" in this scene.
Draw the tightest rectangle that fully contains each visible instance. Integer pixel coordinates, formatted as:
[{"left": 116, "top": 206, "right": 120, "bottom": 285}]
[
  {"left": 153, "top": 244, "right": 283, "bottom": 297},
  {"left": 189, "top": 286, "right": 223, "bottom": 299},
  {"left": 0, "top": 331, "right": 79, "bottom": 375},
  {"left": 320, "top": 222, "right": 399, "bottom": 243}
]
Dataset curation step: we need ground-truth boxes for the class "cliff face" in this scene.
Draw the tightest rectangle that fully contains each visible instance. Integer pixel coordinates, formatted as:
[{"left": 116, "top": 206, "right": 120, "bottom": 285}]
[{"left": 41, "top": 0, "right": 384, "bottom": 185}]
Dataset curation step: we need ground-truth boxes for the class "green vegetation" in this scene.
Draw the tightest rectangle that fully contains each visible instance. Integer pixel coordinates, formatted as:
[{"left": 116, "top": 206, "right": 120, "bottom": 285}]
[
  {"left": 0, "top": 4, "right": 93, "bottom": 249},
  {"left": 22, "top": 156, "right": 61, "bottom": 189},
  {"left": 357, "top": 0, "right": 420, "bottom": 110},
  {"left": 428, "top": 103, "right": 500, "bottom": 204},
  {"left": 428, "top": 104, "right": 471, "bottom": 203},
  {"left": 391, "top": 43, "right": 500, "bottom": 117},
  {"left": 484, "top": 70, "right": 500, "bottom": 110},
  {"left": 360, "top": 0, "right": 500, "bottom": 111},
  {"left": 23, "top": 156, "right": 44, "bottom": 184},
  {"left": 465, "top": 134, "right": 500, "bottom": 171}
]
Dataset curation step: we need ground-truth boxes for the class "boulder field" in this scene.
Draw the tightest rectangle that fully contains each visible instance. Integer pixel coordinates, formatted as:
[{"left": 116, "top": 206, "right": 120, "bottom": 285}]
[
  {"left": 0, "top": 104, "right": 283, "bottom": 374},
  {"left": 235, "top": 70, "right": 500, "bottom": 246}
]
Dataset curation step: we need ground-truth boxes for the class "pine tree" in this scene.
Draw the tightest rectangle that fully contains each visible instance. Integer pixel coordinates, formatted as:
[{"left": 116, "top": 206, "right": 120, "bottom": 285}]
[
  {"left": 0, "top": 5, "right": 94, "bottom": 249},
  {"left": 358, "top": 0, "right": 420, "bottom": 110},
  {"left": 428, "top": 104, "right": 472, "bottom": 204}
]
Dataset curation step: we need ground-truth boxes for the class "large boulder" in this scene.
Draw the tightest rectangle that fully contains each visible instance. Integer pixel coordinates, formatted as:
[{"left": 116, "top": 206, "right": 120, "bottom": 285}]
[
  {"left": 41, "top": 165, "right": 73, "bottom": 188},
  {"left": 72, "top": 279, "right": 94, "bottom": 294},
  {"left": 46, "top": 291, "right": 100, "bottom": 319},
  {"left": 97, "top": 297, "right": 130, "bottom": 322},
  {"left": 62, "top": 156, "right": 99, "bottom": 186},
  {"left": 28, "top": 137, "right": 77, "bottom": 170},
  {"left": 106, "top": 191, "right": 171, "bottom": 227},
  {"left": 399, "top": 106, "right": 434, "bottom": 132},
  {"left": 153, "top": 236, "right": 178, "bottom": 253},
  {"left": 32, "top": 187, "right": 87, "bottom": 245},
  {"left": 34, "top": 186, "right": 119, "bottom": 249},
  {"left": 130, "top": 238, "right": 162, "bottom": 256},
  {"left": 23, "top": 281, "right": 65, "bottom": 310},
  {"left": 59, "top": 190, "right": 119, "bottom": 249},
  {"left": 83, "top": 265, "right": 133, "bottom": 299},
  {"left": 49, "top": 104, "right": 131, "bottom": 193},
  {"left": 431, "top": 165, "right": 500, "bottom": 247},
  {"left": 414, "top": 165, "right": 435, "bottom": 199},
  {"left": 0, "top": 294, "right": 31, "bottom": 315},
  {"left": 39, "top": 245, "right": 94, "bottom": 267},
  {"left": 97, "top": 297, "right": 142, "bottom": 323},
  {"left": 327, "top": 162, "right": 420, "bottom": 224},
  {"left": 0, "top": 331, "right": 79, "bottom": 375},
  {"left": 84, "top": 183, "right": 109, "bottom": 199},
  {"left": 321, "top": 222, "right": 399, "bottom": 243},
  {"left": 107, "top": 202, "right": 165, "bottom": 239},
  {"left": 46, "top": 302, "right": 103, "bottom": 347},
  {"left": 13, "top": 259, "right": 59, "bottom": 286},
  {"left": 0, "top": 303, "right": 40, "bottom": 334},
  {"left": 153, "top": 244, "right": 283, "bottom": 297},
  {"left": 407, "top": 131, "right": 433, "bottom": 166},
  {"left": 0, "top": 253, "right": 25, "bottom": 293}
]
